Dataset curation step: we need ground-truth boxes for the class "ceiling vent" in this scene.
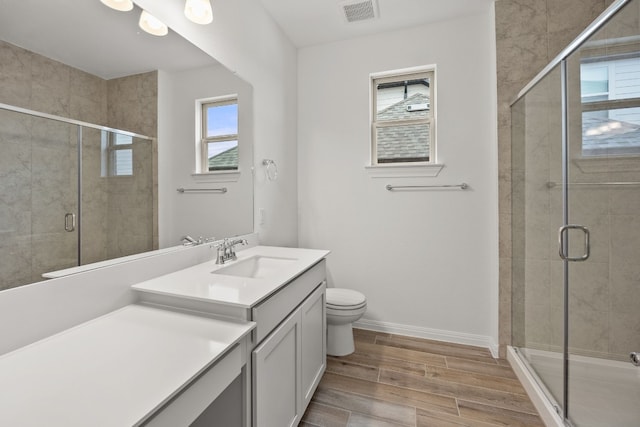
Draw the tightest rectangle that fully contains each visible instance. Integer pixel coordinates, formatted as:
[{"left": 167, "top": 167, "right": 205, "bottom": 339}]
[{"left": 340, "top": 0, "right": 379, "bottom": 23}]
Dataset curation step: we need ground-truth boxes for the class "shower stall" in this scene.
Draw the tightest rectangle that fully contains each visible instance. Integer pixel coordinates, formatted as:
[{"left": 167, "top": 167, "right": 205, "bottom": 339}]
[
  {"left": 0, "top": 103, "right": 156, "bottom": 290},
  {"left": 510, "top": 0, "right": 640, "bottom": 426}
]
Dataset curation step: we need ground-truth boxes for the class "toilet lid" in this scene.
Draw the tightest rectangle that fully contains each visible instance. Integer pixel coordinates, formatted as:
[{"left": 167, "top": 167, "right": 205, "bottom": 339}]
[{"left": 326, "top": 288, "right": 366, "bottom": 309}]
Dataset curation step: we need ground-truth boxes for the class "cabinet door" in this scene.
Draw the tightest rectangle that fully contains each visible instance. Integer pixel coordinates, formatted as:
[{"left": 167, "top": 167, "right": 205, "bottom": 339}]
[
  {"left": 252, "top": 310, "right": 301, "bottom": 427},
  {"left": 300, "top": 283, "right": 326, "bottom": 409}
]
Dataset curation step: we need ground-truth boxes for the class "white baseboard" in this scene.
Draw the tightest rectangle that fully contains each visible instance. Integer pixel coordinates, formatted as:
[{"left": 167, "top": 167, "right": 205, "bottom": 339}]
[{"left": 353, "top": 319, "right": 499, "bottom": 358}]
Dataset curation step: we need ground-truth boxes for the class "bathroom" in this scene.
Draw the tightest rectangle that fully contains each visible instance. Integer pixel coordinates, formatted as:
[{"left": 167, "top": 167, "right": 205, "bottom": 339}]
[{"left": 0, "top": 0, "right": 638, "bottom": 426}]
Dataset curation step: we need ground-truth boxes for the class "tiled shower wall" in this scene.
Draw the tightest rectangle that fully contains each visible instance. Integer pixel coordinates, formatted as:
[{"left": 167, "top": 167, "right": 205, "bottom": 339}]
[
  {"left": 496, "top": 0, "right": 619, "bottom": 357},
  {"left": 0, "top": 40, "right": 157, "bottom": 289}
]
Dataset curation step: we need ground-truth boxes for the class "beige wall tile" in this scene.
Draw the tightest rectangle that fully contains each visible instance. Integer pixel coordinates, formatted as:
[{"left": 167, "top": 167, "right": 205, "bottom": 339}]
[
  {"left": 0, "top": 238, "right": 32, "bottom": 290},
  {"left": 546, "top": 0, "right": 606, "bottom": 35},
  {"left": 496, "top": 33, "right": 549, "bottom": 85},
  {"left": 568, "top": 308, "right": 610, "bottom": 353},
  {"left": 524, "top": 259, "right": 551, "bottom": 306},
  {"left": 0, "top": 41, "right": 32, "bottom": 108},
  {"left": 495, "top": 0, "right": 547, "bottom": 40},
  {"left": 609, "top": 312, "right": 640, "bottom": 357}
]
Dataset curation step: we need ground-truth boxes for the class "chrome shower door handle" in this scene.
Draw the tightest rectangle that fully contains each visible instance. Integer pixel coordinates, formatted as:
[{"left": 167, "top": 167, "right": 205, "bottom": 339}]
[
  {"left": 558, "top": 224, "right": 590, "bottom": 261},
  {"left": 64, "top": 213, "right": 76, "bottom": 232}
]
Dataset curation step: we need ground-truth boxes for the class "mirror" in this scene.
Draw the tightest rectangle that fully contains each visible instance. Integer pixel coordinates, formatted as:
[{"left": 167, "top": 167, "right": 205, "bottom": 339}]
[{"left": 0, "top": 0, "right": 254, "bottom": 289}]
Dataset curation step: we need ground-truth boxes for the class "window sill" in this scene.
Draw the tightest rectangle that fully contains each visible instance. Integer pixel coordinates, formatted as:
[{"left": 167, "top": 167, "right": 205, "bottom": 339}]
[
  {"left": 573, "top": 155, "right": 640, "bottom": 173},
  {"left": 191, "top": 170, "right": 241, "bottom": 183},
  {"left": 364, "top": 163, "right": 444, "bottom": 178}
]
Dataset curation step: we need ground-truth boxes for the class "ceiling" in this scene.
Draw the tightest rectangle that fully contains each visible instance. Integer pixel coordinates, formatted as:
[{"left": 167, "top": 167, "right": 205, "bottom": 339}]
[
  {"left": 0, "top": 0, "right": 493, "bottom": 79},
  {"left": 258, "top": 0, "right": 494, "bottom": 48},
  {"left": 0, "top": 0, "right": 216, "bottom": 80}
]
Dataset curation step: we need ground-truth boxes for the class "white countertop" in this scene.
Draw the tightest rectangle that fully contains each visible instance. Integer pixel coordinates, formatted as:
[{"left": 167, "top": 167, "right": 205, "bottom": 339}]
[
  {"left": 0, "top": 304, "right": 254, "bottom": 426},
  {"left": 132, "top": 245, "right": 330, "bottom": 308}
]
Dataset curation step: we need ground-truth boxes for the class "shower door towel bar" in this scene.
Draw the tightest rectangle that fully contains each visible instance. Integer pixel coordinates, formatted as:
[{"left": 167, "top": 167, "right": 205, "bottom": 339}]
[
  {"left": 546, "top": 181, "right": 640, "bottom": 188},
  {"left": 177, "top": 187, "right": 227, "bottom": 193},
  {"left": 386, "top": 183, "right": 468, "bottom": 191}
]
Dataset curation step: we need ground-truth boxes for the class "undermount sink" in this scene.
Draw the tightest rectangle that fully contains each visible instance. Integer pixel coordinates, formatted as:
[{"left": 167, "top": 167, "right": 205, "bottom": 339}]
[{"left": 212, "top": 255, "right": 298, "bottom": 279}]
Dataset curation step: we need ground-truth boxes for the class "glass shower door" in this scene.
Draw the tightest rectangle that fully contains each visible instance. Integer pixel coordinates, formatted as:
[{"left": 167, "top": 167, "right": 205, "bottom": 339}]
[
  {"left": 0, "top": 108, "right": 79, "bottom": 288},
  {"left": 511, "top": 63, "right": 567, "bottom": 416},
  {"left": 564, "top": 1, "right": 640, "bottom": 425}
]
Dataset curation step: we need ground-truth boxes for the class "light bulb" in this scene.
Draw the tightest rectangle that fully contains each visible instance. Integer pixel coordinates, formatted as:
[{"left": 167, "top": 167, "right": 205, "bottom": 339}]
[
  {"left": 139, "top": 10, "right": 168, "bottom": 36},
  {"left": 100, "top": 0, "right": 134, "bottom": 12},
  {"left": 184, "top": 0, "right": 213, "bottom": 25}
]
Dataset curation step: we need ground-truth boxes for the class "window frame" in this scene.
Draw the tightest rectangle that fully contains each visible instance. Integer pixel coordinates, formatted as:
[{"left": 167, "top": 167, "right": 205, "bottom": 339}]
[
  {"left": 370, "top": 66, "right": 436, "bottom": 167},
  {"left": 579, "top": 55, "right": 640, "bottom": 157},
  {"left": 198, "top": 95, "right": 239, "bottom": 173},
  {"left": 101, "top": 131, "right": 133, "bottom": 177}
]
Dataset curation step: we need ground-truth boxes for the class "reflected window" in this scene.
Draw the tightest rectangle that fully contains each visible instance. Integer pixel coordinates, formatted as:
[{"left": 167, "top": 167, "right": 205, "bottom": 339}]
[
  {"left": 200, "top": 96, "right": 238, "bottom": 171},
  {"left": 102, "top": 132, "right": 133, "bottom": 177},
  {"left": 581, "top": 57, "right": 640, "bottom": 156},
  {"left": 370, "top": 68, "right": 435, "bottom": 165}
]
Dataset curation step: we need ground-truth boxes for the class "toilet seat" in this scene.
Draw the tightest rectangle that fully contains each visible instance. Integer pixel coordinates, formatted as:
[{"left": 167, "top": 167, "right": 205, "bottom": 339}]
[{"left": 326, "top": 288, "right": 366, "bottom": 310}]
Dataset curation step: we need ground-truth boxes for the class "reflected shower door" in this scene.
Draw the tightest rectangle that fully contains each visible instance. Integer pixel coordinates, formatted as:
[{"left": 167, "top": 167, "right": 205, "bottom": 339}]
[{"left": 0, "top": 108, "right": 79, "bottom": 288}]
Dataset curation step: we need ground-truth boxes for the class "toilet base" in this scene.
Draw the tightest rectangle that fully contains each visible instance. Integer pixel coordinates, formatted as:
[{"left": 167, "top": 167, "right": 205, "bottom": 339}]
[{"left": 327, "top": 322, "right": 355, "bottom": 356}]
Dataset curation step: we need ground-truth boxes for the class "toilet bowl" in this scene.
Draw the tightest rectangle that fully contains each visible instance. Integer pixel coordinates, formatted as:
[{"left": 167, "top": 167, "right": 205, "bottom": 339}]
[{"left": 326, "top": 288, "right": 367, "bottom": 356}]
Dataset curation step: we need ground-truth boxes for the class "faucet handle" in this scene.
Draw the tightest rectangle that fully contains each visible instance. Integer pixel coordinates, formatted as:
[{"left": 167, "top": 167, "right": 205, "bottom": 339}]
[
  {"left": 214, "top": 240, "right": 228, "bottom": 264},
  {"left": 227, "top": 238, "right": 247, "bottom": 260}
]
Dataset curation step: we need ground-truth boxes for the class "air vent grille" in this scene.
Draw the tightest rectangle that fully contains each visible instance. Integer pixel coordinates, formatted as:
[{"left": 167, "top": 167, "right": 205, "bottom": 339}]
[{"left": 341, "top": 0, "right": 378, "bottom": 23}]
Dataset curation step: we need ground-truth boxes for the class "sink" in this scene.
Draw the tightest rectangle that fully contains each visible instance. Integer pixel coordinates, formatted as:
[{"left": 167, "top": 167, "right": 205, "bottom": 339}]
[{"left": 212, "top": 255, "right": 297, "bottom": 279}]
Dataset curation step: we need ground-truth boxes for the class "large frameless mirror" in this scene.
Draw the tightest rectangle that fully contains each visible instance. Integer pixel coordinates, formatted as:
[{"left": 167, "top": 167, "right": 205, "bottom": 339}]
[{"left": 0, "top": 0, "right": 254, "bottom": 289}]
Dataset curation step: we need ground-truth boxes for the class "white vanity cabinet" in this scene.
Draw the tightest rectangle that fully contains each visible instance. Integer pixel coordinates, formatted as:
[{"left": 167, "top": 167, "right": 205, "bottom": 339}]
[
  {"left": 132, "top": 247, "right": 330, "bottom": 427},
  {"left": 252, "top": 283, "right": 326, "bottom": 427}
]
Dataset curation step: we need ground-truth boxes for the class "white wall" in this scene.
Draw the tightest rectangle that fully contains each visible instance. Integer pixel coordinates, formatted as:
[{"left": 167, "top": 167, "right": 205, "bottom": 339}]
[
  {"left": 157, "top": 65, "right": 253, "bottom": 248},
  {"left": 135, "top": 0, "right": 299, "bottom": 246},
  {"left": 297, "top": 9, "right": 500, "bottom": 352}
]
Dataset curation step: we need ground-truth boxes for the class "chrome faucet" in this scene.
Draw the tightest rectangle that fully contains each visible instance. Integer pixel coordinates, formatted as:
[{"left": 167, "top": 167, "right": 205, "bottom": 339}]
[
  {"left": 215, "top": 238, "right": 248, "bottom": 264},
  {"left": 181, "top": 235, "right": 200, "bottom": 245},
  {"left": 181, "top": 235, "right": 215, "bottom": 246}
]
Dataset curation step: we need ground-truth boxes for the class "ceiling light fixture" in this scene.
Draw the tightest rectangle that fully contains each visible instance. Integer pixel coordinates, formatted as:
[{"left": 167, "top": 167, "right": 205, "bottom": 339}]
[
  {"left": 184, "top": 0, "right": 213, "bottom": 25},
  {"left": 100, "top": 0, "right": 134, "bottom": 12},
  {"left": 139, "top": 10, "right": 168, "bottom": 36}
]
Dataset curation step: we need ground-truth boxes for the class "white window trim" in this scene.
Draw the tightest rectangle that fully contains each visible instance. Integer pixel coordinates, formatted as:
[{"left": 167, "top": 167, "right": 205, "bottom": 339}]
[
  {"left": 367, "top": 65, "right": 440, "bottom": 176},
  {"left": 195, "top": 94, "right": 240, "bottom": 176},
  {"left": 190, "top": 170, "right": 241, "bottom": 183}
]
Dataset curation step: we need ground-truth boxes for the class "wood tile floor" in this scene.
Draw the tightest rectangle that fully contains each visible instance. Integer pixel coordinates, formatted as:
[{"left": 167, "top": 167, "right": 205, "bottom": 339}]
[{"left": 300, "top": 329, "right": 544, "bottom": 427}]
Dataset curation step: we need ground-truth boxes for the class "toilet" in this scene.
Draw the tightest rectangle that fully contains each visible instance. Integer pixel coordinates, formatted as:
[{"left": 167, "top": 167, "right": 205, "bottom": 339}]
[{"left": 326, "top": 288, "right": 367, "bottom": 356}]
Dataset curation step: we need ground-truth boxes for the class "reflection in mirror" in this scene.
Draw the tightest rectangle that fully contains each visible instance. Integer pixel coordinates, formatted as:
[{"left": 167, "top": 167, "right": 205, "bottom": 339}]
[{"left": 0, "top": 0, "right": 253, "bottom": 290}]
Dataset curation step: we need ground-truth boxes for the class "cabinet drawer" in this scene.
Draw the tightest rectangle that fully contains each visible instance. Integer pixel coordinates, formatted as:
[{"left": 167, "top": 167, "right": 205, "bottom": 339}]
[{"left": 252, "top": 260, "right": 325, "bottom": 343}]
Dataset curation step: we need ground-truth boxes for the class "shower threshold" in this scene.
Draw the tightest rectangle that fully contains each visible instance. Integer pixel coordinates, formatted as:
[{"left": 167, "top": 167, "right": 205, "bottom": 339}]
[{"left": 508, "top": 346, "right": 640, "bottom": 427}]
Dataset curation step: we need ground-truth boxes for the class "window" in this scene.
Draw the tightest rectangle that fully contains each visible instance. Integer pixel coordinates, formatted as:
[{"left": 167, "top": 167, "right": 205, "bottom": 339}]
[
  {"left": 200, "top": 96, "right": 238, "bottom": 172},
  {"left": 371, "top": 68, "right": 435, "bottom": 165},
  {"left": 102, "top": 131, "right": 133, "bottom": 177},
  {"left": 581, "top": 56, "right": 640, "bottom": 156}
]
